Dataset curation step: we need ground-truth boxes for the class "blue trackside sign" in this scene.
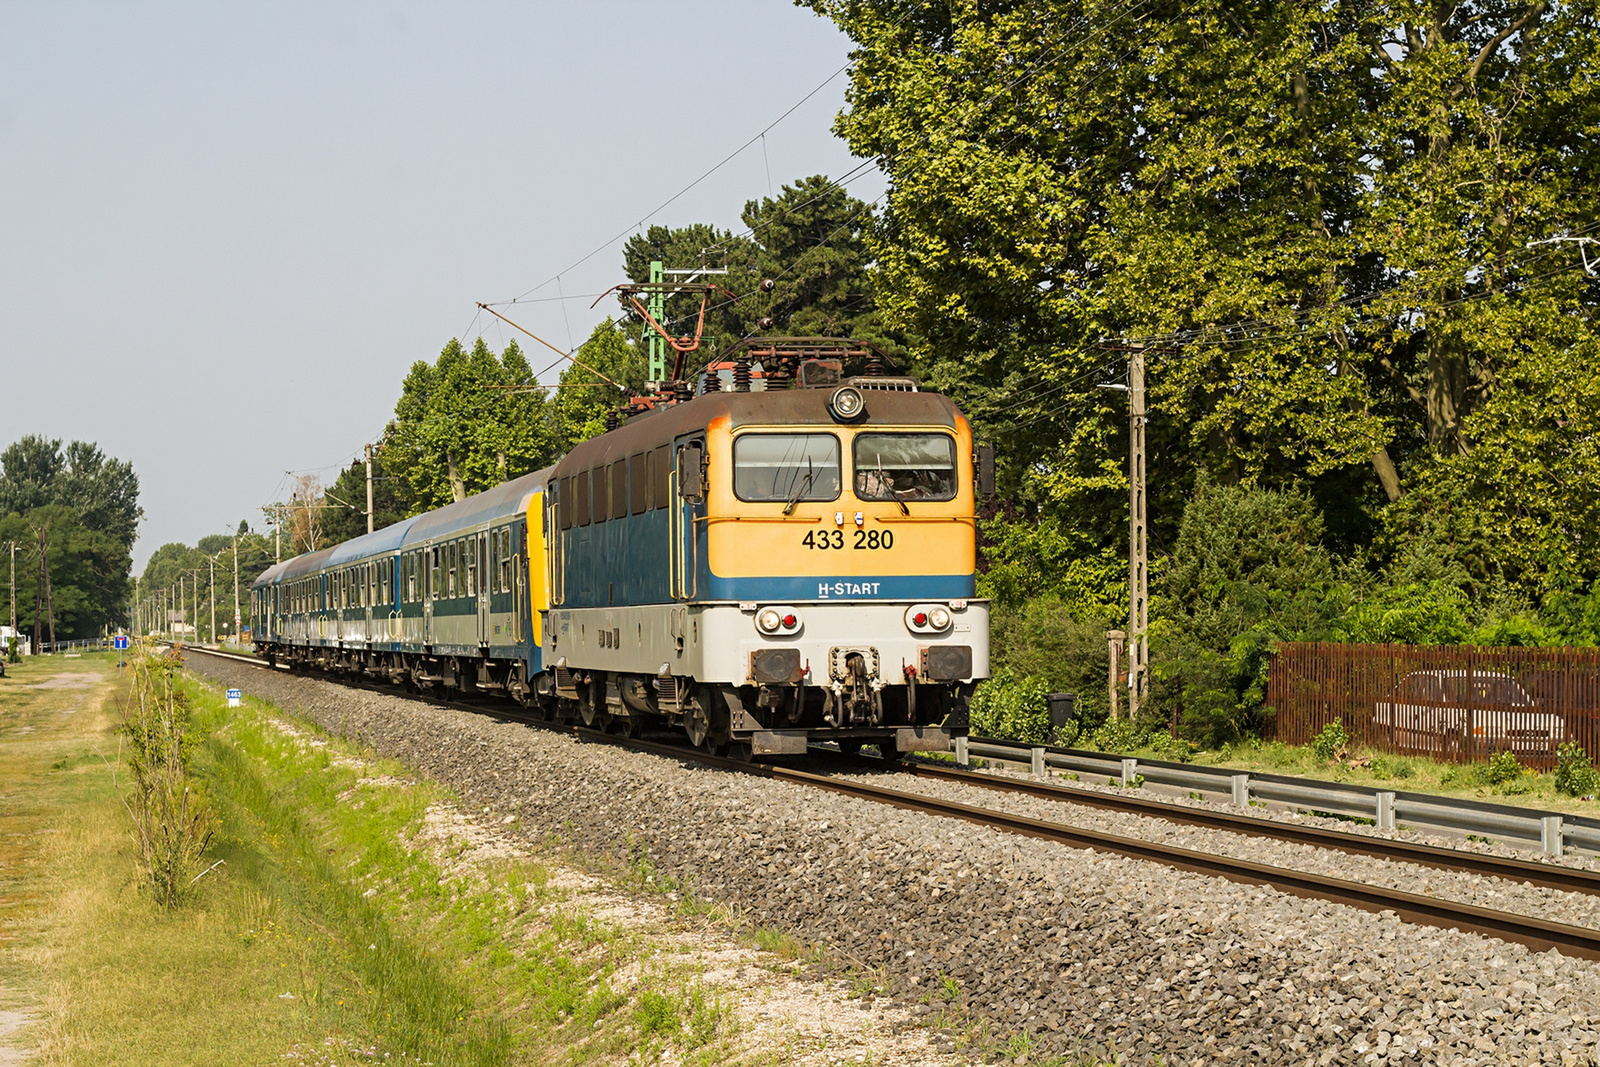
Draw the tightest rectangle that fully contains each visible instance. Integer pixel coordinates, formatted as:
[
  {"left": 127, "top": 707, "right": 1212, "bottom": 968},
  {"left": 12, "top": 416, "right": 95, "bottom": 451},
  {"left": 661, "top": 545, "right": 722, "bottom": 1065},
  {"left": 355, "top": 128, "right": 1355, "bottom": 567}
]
[
  {"left": 114, "top": 635, "right": 129, "bottom": 650},
  {"left": 226, "top": 688, "right": 242, "bottom": 707}
]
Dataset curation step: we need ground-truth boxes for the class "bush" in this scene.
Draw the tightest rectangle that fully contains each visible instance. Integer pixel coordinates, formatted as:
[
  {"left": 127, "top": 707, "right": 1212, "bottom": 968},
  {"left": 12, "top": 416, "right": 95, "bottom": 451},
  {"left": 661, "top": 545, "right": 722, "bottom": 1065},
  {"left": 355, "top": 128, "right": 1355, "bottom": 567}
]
[
  {"left": 986, "top": 594, "right": 1116, "bottom": 733},
  {"left": 967, "top": 669, "right": 1054, "bottom": 744},
  {"left": 1555, "top": 742, "right": 1600, "bottom": 797},
  {"left": 1485, "top": 750, "right": 1522, "bottom": 786},
  {"left": 1311, "top": 719, "right": 1348, "bottom": 762}
]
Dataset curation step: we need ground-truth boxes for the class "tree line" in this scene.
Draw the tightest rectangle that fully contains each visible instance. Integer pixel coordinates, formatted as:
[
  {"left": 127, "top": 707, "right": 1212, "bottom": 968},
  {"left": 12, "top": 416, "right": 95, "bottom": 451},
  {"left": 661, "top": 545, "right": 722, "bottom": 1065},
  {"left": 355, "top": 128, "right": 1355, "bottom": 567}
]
[
  {"left": 0, "top": 436, "right": 141, "bottom": 646},
  {"left": 802, "top": 0, "right": 1600, "bottom": 742}
]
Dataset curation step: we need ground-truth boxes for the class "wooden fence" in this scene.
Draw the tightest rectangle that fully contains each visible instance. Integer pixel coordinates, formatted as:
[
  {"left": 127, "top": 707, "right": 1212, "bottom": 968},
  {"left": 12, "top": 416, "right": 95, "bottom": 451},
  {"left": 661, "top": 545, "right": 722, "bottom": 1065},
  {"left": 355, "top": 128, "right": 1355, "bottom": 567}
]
[{"left": 1265, "top": 643, "right": 1600, "bottom": 770}]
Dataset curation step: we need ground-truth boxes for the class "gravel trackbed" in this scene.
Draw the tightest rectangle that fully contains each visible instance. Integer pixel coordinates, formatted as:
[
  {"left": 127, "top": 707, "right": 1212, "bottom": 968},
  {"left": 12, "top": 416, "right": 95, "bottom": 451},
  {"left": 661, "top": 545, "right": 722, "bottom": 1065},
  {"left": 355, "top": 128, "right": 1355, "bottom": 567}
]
[{"left": 187, "top": 655, "right": 1600, "bottom": 1066}]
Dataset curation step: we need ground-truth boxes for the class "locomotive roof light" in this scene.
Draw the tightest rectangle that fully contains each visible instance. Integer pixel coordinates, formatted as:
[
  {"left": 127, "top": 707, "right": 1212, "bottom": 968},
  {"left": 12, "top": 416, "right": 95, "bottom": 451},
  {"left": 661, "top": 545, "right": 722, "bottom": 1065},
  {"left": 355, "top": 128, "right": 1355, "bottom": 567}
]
[
  {"left": 828, "top": 385, "right": 867, "bottom": 422},
  {"left": 905, "top": 604, "right": 952, "bottom": 634}
]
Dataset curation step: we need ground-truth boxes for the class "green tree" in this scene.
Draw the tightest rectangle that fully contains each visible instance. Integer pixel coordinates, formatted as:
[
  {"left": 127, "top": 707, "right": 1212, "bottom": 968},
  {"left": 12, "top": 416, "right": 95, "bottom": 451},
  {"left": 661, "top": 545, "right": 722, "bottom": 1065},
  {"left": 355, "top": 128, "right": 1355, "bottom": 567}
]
[
  {"left": 1157, "top": 481, "right": 1346, "bottom": 742},
  {"left": 0, "top": 435, "right": 140, "bottom": 635},
  {"left": 810, "top": 0, "right": 1600, "bottom": 599},
  {"left": 552, "top": 322, "right": 644, "bottom": 455},
  {"left": 619, "top": 177, "right": 900, "bottom": 372},
  {"left": 320, "top": 444, "right": 424, "bottom": 546},
  {"left": 389, "top": 338, "right": 557, "bottom": 509}
]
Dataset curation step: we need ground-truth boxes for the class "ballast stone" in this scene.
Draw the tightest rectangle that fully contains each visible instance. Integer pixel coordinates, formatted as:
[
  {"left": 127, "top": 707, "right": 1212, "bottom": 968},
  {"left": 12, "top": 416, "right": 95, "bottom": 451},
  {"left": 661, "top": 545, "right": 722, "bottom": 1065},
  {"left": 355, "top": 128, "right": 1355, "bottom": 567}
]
[{"left": 185, "top": 655, "right": 1600, "bottom": 1066}]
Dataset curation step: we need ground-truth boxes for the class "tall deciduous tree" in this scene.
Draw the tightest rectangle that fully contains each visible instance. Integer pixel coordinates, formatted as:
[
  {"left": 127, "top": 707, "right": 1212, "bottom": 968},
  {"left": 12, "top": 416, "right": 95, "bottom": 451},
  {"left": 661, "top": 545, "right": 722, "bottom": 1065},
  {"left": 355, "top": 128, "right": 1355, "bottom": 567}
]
[
  {"left": 0, "top": 435, "right": 140, "bottom": 635},
  {"left": 389, "top": 338, "right": 558, "bottom": 509},
  {"left": 809, "top": 0, "right": 1600, "bottom": 599}
]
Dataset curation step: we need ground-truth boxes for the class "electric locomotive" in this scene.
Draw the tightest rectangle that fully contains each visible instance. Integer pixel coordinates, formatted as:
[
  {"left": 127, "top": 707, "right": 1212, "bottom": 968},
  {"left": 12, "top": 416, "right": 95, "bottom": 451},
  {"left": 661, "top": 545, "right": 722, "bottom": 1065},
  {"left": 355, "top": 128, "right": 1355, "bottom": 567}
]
[{"left": 251, "top": 339, "right": 991, "bottom": 758}]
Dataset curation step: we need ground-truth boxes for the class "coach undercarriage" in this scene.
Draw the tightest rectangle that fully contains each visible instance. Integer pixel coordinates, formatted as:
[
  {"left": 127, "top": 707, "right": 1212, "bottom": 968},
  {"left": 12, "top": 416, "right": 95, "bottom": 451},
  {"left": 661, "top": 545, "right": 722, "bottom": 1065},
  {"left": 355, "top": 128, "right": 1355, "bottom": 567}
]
[{"left": 265, "top": 641, "right": 967, "bottom": 759}]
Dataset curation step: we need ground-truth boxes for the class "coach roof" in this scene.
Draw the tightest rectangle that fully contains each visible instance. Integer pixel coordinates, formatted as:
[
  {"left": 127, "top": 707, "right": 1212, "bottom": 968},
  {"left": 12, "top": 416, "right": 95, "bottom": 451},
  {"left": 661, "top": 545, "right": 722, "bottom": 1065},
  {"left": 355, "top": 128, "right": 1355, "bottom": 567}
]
[{"left": 399, "top": 465, "right": 553, "bottom": 547}]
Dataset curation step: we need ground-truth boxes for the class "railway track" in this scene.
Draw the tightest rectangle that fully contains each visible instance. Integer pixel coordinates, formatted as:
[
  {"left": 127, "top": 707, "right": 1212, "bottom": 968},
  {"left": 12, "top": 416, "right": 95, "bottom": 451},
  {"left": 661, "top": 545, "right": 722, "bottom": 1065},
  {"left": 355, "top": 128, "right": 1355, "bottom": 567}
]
[{"left": 176, "top": 642, "right": 1600, "bottom": 961}]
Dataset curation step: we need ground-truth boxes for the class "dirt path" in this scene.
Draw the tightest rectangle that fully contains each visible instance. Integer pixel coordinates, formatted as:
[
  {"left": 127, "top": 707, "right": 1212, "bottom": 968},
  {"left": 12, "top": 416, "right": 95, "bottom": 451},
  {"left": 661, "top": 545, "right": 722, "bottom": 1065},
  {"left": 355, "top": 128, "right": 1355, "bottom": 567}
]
[{"left": 0, "top": 654, "right": 117, "bottom": 1065}]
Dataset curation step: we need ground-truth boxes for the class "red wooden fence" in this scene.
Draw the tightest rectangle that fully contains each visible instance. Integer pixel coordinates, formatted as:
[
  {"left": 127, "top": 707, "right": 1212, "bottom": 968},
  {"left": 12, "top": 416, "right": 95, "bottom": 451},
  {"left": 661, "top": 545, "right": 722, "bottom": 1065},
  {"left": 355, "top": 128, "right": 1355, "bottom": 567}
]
[{"left": 1265, "top": 643, "right": 1600, "bottom": 770}]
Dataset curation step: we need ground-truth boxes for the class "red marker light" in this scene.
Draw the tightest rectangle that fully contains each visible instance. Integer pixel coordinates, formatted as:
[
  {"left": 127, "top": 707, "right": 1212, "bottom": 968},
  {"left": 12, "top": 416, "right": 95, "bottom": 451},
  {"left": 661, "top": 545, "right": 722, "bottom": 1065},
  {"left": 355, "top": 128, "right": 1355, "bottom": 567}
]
[
  {"left": 782, "top": 614, "right": 797, "bottom": 628},
  {"left": 913, "top": 612, "right": 928, "bottom": 626}
]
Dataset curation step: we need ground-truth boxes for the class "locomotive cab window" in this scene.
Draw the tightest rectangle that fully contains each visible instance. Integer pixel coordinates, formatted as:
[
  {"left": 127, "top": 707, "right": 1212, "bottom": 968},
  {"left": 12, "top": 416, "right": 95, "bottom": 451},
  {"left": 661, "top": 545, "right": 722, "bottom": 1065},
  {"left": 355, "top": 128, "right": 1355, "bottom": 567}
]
[
  {"left": 733, "top": 433, "right": 842, "bottom": 503},
  {"left": 853, "top": 433, "right": 959, "bottom": 502}
]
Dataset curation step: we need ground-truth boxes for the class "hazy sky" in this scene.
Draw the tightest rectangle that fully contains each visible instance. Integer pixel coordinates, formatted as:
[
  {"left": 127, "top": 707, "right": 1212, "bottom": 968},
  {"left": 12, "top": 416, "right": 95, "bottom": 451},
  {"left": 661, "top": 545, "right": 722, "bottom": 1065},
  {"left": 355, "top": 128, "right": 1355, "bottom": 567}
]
[{"left": 0, "top": 1, "right": 881, "bottom": 569}]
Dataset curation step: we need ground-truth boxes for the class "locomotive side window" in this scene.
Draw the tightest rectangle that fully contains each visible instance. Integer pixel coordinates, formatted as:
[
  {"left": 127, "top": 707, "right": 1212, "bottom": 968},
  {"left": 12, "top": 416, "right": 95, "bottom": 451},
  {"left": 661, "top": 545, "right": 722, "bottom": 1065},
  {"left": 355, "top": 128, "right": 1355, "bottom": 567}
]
[
  {"left": 631, "top": 453, "right": 647, "bottom": 514},
  {"left": 853, "top": 433, "right": 959, "bottom": 502},
  {"left": 575, "top": 471, "right": 592, "bottom": 527},
  {"left": 611, "top": 460, "right": 627, "bottom": 519},
  {"left": 733, "top": 434, "right": 841, "bottom": 502},
  {"left": 652, "top": 445, "right": 669, "bottom": 507},
  {"left": 556, "top": 479, "right": 571, "bottom": 530}
]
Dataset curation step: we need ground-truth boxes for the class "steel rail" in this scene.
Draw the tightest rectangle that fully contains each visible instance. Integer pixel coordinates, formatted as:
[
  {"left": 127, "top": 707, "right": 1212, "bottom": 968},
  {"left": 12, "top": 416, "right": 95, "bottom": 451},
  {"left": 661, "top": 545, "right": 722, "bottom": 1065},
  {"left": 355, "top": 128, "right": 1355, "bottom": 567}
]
[
  {"left": 904, "top": 762, "right": 1600, "bottom": 898},
  {"left": 174, "top": 644, "right": 1600, "bottom": 961}
]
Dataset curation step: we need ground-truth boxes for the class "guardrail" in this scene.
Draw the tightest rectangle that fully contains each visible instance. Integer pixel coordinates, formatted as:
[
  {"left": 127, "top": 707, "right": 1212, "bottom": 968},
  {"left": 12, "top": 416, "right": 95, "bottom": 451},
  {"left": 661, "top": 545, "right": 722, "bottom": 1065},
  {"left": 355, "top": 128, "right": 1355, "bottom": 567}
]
[{"left": 956, "top": 736, "right": 1600, "bottom": 858}]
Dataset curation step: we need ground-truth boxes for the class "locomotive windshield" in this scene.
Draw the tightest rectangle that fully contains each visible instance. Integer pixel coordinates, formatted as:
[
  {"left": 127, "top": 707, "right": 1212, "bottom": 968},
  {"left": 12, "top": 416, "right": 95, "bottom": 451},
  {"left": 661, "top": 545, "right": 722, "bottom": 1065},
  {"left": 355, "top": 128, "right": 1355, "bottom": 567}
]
[
  {"left": 734, "top": 433, "right": 842, "bottom": 502},
  {"left": 853, "top": 433, "right": 958, "bottom": 502}
]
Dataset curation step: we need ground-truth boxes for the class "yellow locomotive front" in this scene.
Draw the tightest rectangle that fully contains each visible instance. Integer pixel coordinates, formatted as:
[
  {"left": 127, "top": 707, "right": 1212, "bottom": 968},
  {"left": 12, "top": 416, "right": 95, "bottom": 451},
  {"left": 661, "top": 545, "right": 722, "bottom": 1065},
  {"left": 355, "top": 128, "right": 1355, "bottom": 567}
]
[{"left": 684, "top": 380, "right": 991, "bottom": 757}]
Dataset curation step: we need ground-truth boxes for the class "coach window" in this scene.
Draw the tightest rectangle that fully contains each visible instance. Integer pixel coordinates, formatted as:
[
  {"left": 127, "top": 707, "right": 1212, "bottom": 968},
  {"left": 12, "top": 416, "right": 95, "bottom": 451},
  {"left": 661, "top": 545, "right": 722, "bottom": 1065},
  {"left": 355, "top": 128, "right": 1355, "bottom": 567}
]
[
  {"left": 852, "top": 433, "right": 959, "bottom": 502},
  {"left": 500, "top": 531, "right": 513, "bottom": 592},
  {"left": 653, "top": 445, "right": 670, "bottom": 507},
  {"left": 381, "top": 561, "right": 389, "bottom": 603},
  {"left": 466, "top": 539, "right": 477, "bottom": 597},
  {"left": 733, "top": 433, "right": 842, "bottom": 502}
]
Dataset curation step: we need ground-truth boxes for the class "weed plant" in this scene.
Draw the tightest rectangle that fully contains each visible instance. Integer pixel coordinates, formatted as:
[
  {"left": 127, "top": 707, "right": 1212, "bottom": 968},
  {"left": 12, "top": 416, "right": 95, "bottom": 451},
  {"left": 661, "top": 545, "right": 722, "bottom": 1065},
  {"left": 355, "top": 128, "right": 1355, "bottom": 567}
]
[{"left": 117, "top": 646, "right": 215, "bottom": 906}]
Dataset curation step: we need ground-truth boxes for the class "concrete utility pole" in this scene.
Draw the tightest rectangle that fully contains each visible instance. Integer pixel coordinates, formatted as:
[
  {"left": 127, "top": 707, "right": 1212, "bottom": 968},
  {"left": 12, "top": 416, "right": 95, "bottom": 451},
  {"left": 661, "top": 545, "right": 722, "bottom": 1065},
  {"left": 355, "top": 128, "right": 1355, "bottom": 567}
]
[
  {"left": 1127, "top": 345, "right": 1149, "bottom": 722},
  {"left": 209, "top": 558, "right": 216, "bottom": 645},
  {"left": 8, "top": 542, "right": 15, "bottom": 637},
  {"left": 1106, "top": 629, "right": 1126, "bottom": 720},
  {"left": 365, "top": 443, "right": 375, "bottom": 535},
  {"left": 233, "top": 532, "right": 241, "bottom": 643}
]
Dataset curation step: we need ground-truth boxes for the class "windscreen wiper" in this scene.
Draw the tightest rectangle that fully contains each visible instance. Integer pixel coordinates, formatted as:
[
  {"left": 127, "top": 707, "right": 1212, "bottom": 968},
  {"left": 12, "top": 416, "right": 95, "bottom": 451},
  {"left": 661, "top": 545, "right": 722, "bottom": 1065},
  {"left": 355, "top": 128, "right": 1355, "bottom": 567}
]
[
  {"left": 783, "top": 457, "right": 816, "bottom": 516},
  {"left": 877, "top": 460, "right": 910, "bottom": 515}
]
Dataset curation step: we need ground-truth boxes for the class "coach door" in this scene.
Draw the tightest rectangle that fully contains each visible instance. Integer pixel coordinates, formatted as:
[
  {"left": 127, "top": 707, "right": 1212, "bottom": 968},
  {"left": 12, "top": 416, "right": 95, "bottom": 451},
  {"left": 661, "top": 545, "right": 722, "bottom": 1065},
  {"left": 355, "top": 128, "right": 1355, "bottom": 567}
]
[
  {"left": 477, "top": 531, "right": 491, "bottom": 647},
  {"left": 423, "top": 545, "right": 435, "bottom": 645}
]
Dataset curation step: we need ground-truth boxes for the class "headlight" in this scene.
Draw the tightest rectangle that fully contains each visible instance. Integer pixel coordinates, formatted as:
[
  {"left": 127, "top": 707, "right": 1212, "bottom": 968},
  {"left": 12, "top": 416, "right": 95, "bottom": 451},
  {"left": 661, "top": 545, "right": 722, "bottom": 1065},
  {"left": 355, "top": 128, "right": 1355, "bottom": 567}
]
[
  {"left": 829, "top": 385, "right": 866, "bottom": 422},
  {"left": 905, "top": 603, "right": 952, "bottom": 634},
  {"left": 754, "top": 607, "right": 801, "bottom": 635}
]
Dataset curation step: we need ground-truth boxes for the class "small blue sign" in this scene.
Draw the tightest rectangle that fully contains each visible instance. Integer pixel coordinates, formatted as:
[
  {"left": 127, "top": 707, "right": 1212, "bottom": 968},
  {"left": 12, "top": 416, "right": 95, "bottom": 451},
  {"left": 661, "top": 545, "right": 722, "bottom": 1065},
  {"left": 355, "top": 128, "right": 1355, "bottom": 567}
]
[
  {"left": 114, "top": 635, "right": 129, "bottom": 650},
  {"left": 226, "top": 688, "right": 242, "bottom": 707}
]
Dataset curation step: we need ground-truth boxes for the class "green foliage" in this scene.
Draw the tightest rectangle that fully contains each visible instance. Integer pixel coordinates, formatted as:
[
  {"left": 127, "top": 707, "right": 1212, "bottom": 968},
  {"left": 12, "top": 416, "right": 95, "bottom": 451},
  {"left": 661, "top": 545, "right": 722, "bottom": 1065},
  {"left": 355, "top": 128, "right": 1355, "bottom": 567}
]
[
  {"left": 810, "top": 0, "right": 1600, "bottom": 606},
  {"left": 0, "top": 436, "right": 141, "bottom": 637},
  {"left": 967, "top": 668, "right": 1056, "bottom": 744},
  {"left": 119, "top": 649, "right": 214, "bottom": 906},
  {"left": 1158, "top": 480, "right": 1345, "bottom": 743},
  {"left": 551, "top": 322, "right": 644, "bottom": 455},
  {"left": 1555, "top": 743, "right": 1600, "bottom": 798},
  {"left": 1311, "top": 720, "right": 1348, "bottom": 763},
  {"left": 620, "top": 177, "right": 899, "bottom": 367},
  {"left": 1484, "top": 751, "right": 1523, "bottom": 786},
  {"left": 987, "top": 594, "right": 1115, "bottom": 731},
  {"left": 319, "top": 446, "right": 422, "bottom": 546},
  {"left": 139, "top": 531, "right": 276, "bottom": 641},
  {"left": 390, "top": 337, "right": 559, "bottom": 511}
]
